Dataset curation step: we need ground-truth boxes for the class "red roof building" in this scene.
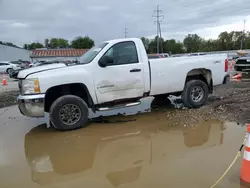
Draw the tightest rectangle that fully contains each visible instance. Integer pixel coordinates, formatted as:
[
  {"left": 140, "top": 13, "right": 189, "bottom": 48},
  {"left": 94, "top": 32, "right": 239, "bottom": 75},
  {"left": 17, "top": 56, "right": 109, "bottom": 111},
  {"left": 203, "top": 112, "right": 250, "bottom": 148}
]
[{"left": 30, "top": 49, "right": 88, "bottom": 62}]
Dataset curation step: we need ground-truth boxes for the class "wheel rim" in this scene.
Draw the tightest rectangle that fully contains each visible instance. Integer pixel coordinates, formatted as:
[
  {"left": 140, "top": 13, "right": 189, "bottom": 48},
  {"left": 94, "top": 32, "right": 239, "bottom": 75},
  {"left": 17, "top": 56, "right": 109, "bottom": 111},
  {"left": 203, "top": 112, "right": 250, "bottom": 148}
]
[
  {"left": 190, "top": 86, "right": 204, "bottom": 103},
  {"left": 59, "top": 104, "right": 81, "bottom": 126},
  {"left": 7, "top": 69, "right": 12, "bottom": 74}
]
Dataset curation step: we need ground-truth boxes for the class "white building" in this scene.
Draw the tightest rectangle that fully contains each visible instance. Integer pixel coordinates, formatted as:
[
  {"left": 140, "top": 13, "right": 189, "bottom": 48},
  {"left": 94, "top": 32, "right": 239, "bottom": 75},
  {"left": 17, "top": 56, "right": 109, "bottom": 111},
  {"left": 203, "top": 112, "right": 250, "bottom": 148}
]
[
  {"left": 0, "top": 44, "right": 31, "bottom": 61},
  {"left": 30, "top": 49, "right": 88, "bottom": 62}
]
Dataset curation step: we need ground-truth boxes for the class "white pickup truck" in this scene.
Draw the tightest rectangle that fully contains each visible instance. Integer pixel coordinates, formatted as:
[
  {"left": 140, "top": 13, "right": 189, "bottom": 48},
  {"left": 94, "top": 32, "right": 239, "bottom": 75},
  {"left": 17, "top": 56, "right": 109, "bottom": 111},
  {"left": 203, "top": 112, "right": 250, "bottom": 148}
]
[{"left": 17, "top": 38, "right": 229, "bottom": 131}]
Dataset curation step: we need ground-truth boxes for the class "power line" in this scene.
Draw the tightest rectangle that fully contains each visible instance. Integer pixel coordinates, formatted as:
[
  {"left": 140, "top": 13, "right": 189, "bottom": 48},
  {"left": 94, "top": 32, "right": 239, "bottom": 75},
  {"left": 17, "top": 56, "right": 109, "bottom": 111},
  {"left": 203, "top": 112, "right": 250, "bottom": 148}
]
[{"left": 152, "top": 5, "right": 164, "bottom": 54}]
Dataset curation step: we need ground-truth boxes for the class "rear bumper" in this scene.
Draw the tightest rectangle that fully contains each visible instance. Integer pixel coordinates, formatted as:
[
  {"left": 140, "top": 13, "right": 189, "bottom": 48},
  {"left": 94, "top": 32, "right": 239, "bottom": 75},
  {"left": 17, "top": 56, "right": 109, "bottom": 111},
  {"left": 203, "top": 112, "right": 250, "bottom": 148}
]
[{"left": 17, "top": 94, "right": 45, "bottom": 117}]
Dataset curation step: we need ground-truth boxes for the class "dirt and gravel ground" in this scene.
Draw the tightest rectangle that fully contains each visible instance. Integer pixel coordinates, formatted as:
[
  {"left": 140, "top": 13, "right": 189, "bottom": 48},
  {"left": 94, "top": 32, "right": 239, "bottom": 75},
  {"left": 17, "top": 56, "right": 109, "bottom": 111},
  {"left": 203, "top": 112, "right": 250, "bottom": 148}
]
[
  {"left": 153, "top": 82, "right": 250, "bottom": 127},
  {"left": 1, "top": 81, "right": 250, "bottom": 125}
]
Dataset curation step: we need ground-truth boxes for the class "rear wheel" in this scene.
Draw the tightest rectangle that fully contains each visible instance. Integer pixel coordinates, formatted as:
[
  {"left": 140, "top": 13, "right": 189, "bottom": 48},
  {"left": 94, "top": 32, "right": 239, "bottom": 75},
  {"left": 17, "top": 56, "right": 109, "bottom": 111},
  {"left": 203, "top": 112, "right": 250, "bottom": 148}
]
[
  {"left": 181, "top": 80, "right": 209, "bottom": 108},
  {"left": 50, "top": 95, "right": 89, "bottom": 131}
]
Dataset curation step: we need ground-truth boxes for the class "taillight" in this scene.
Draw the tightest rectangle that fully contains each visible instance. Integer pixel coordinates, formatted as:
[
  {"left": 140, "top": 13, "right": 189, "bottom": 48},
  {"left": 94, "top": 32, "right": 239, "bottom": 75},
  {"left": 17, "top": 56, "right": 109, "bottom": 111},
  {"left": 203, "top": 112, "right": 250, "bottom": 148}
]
[{"left": 225, "top": 59, "right": 228, "bottom": 72}]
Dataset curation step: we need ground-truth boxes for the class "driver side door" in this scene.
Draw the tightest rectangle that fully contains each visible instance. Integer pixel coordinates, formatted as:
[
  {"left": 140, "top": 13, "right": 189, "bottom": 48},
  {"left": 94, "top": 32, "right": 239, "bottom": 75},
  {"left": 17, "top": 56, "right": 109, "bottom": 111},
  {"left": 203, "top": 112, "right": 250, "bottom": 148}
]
[{"left": 94, "top": 41, "right": 145, "bottom": 104}]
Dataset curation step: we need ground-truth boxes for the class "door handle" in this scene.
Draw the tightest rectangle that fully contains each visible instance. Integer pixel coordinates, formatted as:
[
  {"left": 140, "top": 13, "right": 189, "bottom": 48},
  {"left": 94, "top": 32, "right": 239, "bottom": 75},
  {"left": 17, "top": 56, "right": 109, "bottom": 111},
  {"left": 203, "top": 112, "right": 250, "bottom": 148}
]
[{"left": 130, "top": 69, "right": 141, "bottom": 72}]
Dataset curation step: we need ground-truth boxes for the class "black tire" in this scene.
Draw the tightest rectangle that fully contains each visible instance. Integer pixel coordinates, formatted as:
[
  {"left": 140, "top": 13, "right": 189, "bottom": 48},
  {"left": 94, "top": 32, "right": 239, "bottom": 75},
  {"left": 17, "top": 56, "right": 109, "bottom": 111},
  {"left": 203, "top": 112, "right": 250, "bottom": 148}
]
[
  {"left": 50, "top": 95, "right": 89, "bottom": 131},
  {"left": 223, "top": 75, "right": 230, "bottom": 84},
  {"left": 6, "top": 68, "right": 13, "bottom": 75},
  {"left": 181, "top": 80, "right": 209, "bottom": 108}
]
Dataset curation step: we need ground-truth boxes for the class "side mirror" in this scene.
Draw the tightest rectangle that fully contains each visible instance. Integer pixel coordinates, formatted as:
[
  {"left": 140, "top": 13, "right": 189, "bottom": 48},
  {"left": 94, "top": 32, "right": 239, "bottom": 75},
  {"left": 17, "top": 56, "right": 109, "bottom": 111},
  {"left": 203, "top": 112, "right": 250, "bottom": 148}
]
[{"left": 99, "top": 56, "right": 113, "bottom": 67}]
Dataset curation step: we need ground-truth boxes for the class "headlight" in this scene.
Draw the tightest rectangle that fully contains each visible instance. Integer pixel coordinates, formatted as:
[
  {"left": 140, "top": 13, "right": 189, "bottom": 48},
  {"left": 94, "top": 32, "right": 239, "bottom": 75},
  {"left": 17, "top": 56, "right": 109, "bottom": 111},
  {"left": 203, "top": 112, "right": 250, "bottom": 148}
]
[{"left": 21, "top": 78, "right": 41, "bottom": 95}]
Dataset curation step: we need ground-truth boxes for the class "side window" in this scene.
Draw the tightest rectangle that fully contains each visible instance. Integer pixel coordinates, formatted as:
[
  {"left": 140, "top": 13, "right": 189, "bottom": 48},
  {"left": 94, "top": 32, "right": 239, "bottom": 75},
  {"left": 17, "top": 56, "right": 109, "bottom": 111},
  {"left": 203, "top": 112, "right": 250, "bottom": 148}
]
[
  {"left": 103, "top": 41, "right": 138, "bottom": 66},
  {"left": 11, "top": 61, "right": 20, "bottom": 65},
  {"left": 0, "top": 63, "right": 5, "bottom": 66}
]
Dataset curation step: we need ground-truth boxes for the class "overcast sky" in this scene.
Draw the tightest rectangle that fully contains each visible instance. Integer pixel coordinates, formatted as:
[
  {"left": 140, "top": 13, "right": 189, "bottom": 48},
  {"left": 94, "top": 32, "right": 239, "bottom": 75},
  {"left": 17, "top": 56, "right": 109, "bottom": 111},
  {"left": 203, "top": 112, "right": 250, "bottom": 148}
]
[{"left": 1, "top": 0, "right": 250, "bottom": 47}]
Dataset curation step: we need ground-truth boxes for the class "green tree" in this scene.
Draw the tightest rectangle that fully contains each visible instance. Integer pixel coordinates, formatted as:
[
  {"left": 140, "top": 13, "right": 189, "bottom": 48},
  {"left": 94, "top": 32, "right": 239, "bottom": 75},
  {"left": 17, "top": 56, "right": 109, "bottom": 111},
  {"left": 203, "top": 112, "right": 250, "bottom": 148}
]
[
  {"left": 148, "top": 36, "right": 164, "bottom": 54},
  {"left": 244, "top": 32, "right": 250, "bottom": 49},
  {"left": 183, "top": 34, "right": 203, "bottom": 53},
  {"left": 23, "top": 44, "right": 28, "bottom": 49},
  {"left": 71, "top": 36, "right": 95, "bottom": 49},
  {"left": 140, "top": 37, "right": 150, "bottom": 52},
  {"left": 26, "top": 42, "right": 44, "bottom": 50},
  {"left": 49, "top": 38, "right": 69, "bottom": 48},
  {"left": 44, "top": 38, "right": 50, "bottom": 48},
  {"left": 217, "top": 31, "right": 232, "bottom": 50},
  {"left": 2, "top": 42, "right": 19, "bottom": 48},
  {"left": 163, "top": 39, "right": 185, "bottom": 54}
]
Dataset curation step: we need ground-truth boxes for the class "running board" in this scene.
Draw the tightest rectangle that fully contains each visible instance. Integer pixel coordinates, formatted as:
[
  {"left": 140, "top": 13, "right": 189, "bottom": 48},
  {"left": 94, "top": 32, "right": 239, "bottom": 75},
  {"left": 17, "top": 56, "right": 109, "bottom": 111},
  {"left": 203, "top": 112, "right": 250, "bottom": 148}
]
[{"left": 97, "top": 102, "right": 141, "bottom": 111}]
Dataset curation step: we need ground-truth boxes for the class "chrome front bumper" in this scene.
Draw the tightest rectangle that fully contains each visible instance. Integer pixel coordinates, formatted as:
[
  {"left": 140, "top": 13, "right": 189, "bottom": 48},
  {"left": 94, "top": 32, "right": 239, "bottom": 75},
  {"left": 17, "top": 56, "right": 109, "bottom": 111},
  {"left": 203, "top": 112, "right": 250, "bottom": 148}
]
[{"left": 17, "top": 94, "right": 45, "bottom": 117}]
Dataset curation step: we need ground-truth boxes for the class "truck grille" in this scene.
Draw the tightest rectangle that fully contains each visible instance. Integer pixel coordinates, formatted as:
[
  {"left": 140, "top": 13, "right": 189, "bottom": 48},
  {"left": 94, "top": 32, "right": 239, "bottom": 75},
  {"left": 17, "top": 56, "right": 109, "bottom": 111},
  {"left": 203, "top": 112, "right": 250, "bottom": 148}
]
[
  {"left": 234, "top": 59, "right": 250, "bottom": 72},
  {"left": 236, "top": 59, "right": 247, "bottom": 64}
]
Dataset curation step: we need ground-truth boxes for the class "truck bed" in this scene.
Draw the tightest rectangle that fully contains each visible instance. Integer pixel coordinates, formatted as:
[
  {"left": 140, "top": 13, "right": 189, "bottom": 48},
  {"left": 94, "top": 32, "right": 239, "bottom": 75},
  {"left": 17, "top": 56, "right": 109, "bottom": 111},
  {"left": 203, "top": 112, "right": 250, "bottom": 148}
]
[{"left": 149, "top": 54, "right": 227, "bottom": 96}]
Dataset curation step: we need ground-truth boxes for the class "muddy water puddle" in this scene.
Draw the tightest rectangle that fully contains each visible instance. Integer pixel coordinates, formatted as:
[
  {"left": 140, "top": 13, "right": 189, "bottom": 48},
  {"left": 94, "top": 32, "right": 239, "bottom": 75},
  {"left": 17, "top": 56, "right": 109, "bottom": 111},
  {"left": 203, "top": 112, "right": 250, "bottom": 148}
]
[{"left": 0, "top": 106, "right": 249, "bottom": 188}]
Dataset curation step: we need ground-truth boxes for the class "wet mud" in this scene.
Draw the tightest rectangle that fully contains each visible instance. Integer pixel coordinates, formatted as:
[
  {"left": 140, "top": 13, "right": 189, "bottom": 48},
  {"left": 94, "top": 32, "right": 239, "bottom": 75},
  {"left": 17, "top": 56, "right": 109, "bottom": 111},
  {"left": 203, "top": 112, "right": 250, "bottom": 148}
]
[
  {"left": 1, "top": 82, "right": 250, "bottom": 187},
  {"left": 0, "top": 107, "right": 249, "bottom": 188}
]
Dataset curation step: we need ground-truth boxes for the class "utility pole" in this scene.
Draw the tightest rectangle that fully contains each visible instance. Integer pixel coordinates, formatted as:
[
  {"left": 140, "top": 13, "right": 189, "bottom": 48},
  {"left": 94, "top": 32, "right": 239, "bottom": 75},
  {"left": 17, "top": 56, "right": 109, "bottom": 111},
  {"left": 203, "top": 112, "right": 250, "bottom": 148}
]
[
  {"left": 153, "top": 5, "right": 164, "bottom": 54},
  {"left": 158, "top": 22, "right": 164, "bottom": 54},
  {"left": 241, "top": 20, "right": 246, "bottom": 50},
  {"left": 124, "top": 25, "right": 128, "bottom": 38}
]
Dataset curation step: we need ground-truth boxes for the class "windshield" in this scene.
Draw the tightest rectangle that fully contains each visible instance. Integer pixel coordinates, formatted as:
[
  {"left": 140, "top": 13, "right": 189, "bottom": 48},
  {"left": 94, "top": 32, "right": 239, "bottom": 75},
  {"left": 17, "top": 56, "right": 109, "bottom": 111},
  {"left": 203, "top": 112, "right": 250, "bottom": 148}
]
[{"left": 79, "top": 42, "right": 108, "bottom": 64}]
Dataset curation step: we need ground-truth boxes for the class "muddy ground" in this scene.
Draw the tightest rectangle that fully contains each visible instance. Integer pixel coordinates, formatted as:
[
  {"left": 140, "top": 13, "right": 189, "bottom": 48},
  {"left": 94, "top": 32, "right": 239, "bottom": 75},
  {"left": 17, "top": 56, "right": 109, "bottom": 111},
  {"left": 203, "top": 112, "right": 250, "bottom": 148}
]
[
  {"left": 164, "top": 82, "right": 250, "bottom": 127},
  {"left": 1, "top": 83, "right": 250, "bottom": 188},
  {"left": 0, "top": 90, "right": 19, "bottom": 108},
  {"left": 1, "top": 82, "right": 250, "bottom": 125}
]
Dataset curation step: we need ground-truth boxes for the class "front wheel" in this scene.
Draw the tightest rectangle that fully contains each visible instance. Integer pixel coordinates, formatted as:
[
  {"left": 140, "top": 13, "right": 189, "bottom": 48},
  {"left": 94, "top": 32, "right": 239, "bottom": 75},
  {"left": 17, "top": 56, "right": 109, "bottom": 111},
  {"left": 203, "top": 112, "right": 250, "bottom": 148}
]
[
  {"left": 50, "top": 95, "right": 89, "bottom": 131},
  {"left": 181, "top": 80, "right": 209, "bottom": 108},
  {"left": 6, "top": 68, "right": 14, "bottom": 75}
]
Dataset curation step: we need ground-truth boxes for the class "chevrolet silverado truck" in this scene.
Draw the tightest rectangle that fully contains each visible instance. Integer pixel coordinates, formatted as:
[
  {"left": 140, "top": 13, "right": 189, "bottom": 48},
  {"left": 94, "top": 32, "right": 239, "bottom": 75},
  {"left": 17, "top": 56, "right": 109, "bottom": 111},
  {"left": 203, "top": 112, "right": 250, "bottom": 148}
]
[{"left": 17, "top": 38, "right": 229, "bottom": 131}]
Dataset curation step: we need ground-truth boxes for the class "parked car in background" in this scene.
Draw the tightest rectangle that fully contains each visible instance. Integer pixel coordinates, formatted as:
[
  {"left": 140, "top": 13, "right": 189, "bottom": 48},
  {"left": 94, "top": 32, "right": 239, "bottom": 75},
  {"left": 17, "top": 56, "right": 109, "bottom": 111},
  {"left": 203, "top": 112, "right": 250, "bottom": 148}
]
[
  {"left": 29, "top": 62, "right": 41, "bottom": 67},
  {"left": 188, "top": 53, "right": 206, "bottom": 56},
  {"left": 10, "top": 60, "right": 31, "bottom": 69},
  {"left": 227, "top": 53, "right": 239, "bottom": 61},
  {"left": 148, "top": 54, "right": 165, "bottom": 59},
  {"left": 161, "top": 53, "right": 170, "bottom": 57},
  {"left": 0, "top": 61, "right": 21, "bottom": 74}
]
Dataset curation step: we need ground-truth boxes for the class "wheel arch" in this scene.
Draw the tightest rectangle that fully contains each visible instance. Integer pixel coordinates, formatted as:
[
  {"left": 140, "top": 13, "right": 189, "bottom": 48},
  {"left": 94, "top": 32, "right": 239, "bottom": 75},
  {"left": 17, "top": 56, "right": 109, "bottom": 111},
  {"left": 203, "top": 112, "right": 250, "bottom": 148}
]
[
  {"left": 44, "top": 83, "right": 94, "bottom": 113},
  {"left": 185, "top": 68, "right": 213, "bottom": 93}
]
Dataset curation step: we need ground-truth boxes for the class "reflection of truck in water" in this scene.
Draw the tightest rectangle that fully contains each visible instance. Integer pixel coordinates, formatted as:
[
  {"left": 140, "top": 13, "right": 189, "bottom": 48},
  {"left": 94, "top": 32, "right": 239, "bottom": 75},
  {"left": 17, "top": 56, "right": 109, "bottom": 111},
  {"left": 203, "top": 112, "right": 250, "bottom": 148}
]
[
  {"left": 24, "top": 116, "right": 224, "bottom": 187},
  {"left": 183, "top": 119, "right": 224, "bottom": 147}
]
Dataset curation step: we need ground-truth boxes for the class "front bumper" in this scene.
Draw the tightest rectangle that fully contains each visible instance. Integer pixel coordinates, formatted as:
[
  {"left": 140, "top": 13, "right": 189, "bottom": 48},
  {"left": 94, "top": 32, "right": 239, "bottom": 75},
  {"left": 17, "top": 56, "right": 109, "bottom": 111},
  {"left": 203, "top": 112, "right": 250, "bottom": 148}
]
[{"left": 17, "top": 94, "right": 45, "bottom": 117}]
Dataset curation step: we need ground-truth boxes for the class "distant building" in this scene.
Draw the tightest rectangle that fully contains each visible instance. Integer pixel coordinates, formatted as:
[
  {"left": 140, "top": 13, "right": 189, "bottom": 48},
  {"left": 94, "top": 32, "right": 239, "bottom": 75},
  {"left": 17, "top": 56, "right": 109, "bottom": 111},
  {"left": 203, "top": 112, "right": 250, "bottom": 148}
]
[
  {"left": 0, "top": 44, "right": 31, "bottom": 61},
  {"left": 30, "top": 49, "right": 88, "bottom": 62}
]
